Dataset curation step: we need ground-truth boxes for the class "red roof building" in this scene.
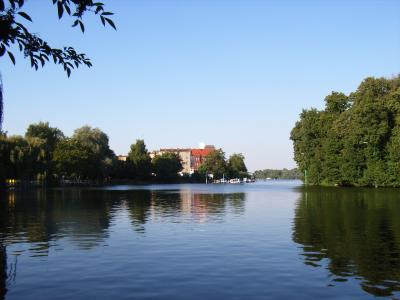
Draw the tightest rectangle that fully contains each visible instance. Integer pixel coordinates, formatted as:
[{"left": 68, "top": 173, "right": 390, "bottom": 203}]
[{"left": 190, "top": 146, "right": 215, "bottom": 171}]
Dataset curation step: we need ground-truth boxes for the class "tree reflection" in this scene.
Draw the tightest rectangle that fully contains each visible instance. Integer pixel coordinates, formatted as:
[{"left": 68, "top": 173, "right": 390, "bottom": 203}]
[
  {"left": 293, "top": 187, "right": 400, "bottom": 297},
  {"left": 125, "top": 190, "right": 152, "bottom": 233},
  {"left": 124, "top": 190, "right": 246, "bottom": 231},
  {"left": 0, "top": 189, "right": 117, "bottom": 252}
]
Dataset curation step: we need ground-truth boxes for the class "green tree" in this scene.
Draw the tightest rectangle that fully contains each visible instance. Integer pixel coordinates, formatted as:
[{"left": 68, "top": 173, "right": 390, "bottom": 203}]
[
  {"left": 128, "top": 139, "right": 151, "bottom": 180},
  {"left": 25, "top": 122, "right": 64, "bottom": 151},
  {"left": 291, "top": 75, "right": 400, "bottom": 187},
  {"left": 227, "top": 153, "right": 248, "bottom": 179},
  {"left": 72, "top": 125, "right": 115, "bottom": 179},
  {"left": 253, "top": 168, "right": 301, "bottom": 179},
  {"left": 25, "top": 122, "right": 64, "bottom": 182},
  {"left": 152, "top": 152, "right": 183, "bottom": 181},
  {"left": 72, "top": 125, "right": 112, "bottom": 158},
  {"left": 198, "top": 149, "right": 227, "bottom": 180},
  {"left": 53, "top": 138, "right": 101, "bottom": 180}
]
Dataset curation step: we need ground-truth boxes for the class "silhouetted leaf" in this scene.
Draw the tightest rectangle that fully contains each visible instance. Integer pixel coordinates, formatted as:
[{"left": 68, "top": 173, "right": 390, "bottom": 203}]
[
  {"left": 57, "top": 1, "right": 63, "bottom": 19},
  {"left": 17, "top": 11, "right": 32, "bottom": 22},
  {"left": 64, "top": 4, "right": 71, "bottom": 15},
  {"left": 105, "top": 17, "right": 116, "bottom": 30},
  {"left": 79, "top": 20, "right": 85, "bottom": 33},
  {"left": 0, "top": 0, "right": 5, "bottom": 11},
  {"left": 7, "top": 51, "right": 15, "bottom": 65}
]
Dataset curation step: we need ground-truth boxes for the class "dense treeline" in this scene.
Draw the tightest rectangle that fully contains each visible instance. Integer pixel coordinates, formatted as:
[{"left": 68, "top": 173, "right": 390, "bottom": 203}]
[
  {"left": 0, "top": 122, "right": 248, "bottom": 185},
  {"left": 290, "top": 76, "right": 400, "bottom": 187},
  {"left": 253, "top": 168, "right": 301, "bottom": 180}
]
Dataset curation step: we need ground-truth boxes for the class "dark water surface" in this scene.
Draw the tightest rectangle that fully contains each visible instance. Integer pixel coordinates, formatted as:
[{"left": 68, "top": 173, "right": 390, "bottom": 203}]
[{"left": 1, "top": 181, "right": 400, "bottom": 299}]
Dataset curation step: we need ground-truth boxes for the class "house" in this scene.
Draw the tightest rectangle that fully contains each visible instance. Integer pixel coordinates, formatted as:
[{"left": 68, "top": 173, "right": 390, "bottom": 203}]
[
  {"left": 190, "top": 145, "right": 215, "bottom": 172},
  {"left": 151, "top": 144, "right": 216, "bottom": 174}
]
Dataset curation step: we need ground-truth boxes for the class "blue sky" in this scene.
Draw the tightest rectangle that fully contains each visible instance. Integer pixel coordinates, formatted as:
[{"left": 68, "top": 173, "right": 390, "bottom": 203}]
[{"left": 1, "top": 0, "right": 399, "bottom": 171}]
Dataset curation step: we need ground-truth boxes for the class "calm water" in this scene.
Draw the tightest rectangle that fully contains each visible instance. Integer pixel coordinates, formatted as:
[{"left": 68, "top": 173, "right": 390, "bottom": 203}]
[{"left": 1, "top": 181, "right": 400, "bottom": 299}]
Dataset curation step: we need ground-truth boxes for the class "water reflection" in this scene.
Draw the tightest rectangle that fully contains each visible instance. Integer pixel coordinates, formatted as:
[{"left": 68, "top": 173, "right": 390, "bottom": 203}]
[
  {"left": 124, "top": 190, "right": 246, "bottom": 232},
  {"left": 293, "top": 187, "right": 400, "bottom": 297},
  {"left": 0, "top": 187, "right": 247, "bottom": 299},
  {"left": 1, "top": 189, "right": 246, "bottom": 248},
  {"left": 0, "top": 189, "right": 115, "bottom": 252}
]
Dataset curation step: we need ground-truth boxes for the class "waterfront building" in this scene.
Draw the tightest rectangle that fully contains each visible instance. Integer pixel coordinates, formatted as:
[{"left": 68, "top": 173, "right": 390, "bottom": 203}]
[
  {"left": 158, "top": 148, "right": 192, "bottom": 174},
  {"left": 190, "top": 145, "right": 215, "bottom": 172},
  {"left": 151, "top": 144, "right": 216, "bottom": 174}
]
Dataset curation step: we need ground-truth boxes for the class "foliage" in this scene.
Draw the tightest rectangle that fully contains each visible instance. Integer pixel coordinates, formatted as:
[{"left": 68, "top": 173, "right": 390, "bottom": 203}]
[
  {"left": 24, "top": 122, "right": 64, "bottom": 181},
  {"left": 152, "top": 152, "right": 183, "bottom": 181},
  {"left": 198, "top": 149, "right": 227, "bottom": 180},
  {"left": 0, "top": 0, "right": 115, "bottom": 75},
  {"left": 0, "top": 0, "right": 115, "bottom": 129},
  {"left": 72, "top": 125, "right": 113, "bottom": 158},
  {"left": 290, "top": 75, "right": 400, "bottom": 187},
  {"left": 53, "top": 138, "right": 102, "bottom": 180},
  {"left": 253, "top": 168, "right": 301, "bottom": 180},
  {"left": 128, "top": 139, "right": 151, "bottom": 180},
  {"left": 227, "top": 153, "right": 248, "bottom": 179},
  {"left": 1, "top": 122, "right": 118, "bottom": 183}
]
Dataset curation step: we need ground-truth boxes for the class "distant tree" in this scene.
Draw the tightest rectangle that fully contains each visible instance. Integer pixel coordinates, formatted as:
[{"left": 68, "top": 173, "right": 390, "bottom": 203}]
[
  {"left": 253, "top": 168, "right": 301, "bottom": 180},
  {"left": 53, "top": 138, "right": 101, "bottom": 180},
  {"left": 25, "top": 122, "right": 64, "bottom": 151},
  {"left": 110, "top": 159, "right": 134, "bottom": 180},
  {"left": 72, "top": 125, "right": 115, "bottom": 178},
  {"left": 0, "top": 0, "right": 115, "bottom": 129},
  {"left": 152, "top": 152, "right": 183, "bottom": 181},
  {"left": 227, "top": 153, "right": 248, "bottom": 179},
  {"left": 72, "top": 125, "right": 113, "bottom": 157},
  {"left": 128, "top": 139, "right": 151, "bottom": 180},
  {"left": 1, "top": 134, "right": 46, "bottom": 180},
  {"left": 25, "top": 122, "right": 64, "bottom": 181},
  {"left": 198, "top": 149, "right": 227, "bottom": 180}
]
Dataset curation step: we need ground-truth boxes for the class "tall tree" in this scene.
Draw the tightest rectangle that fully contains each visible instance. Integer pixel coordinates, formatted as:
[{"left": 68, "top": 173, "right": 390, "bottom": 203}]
[
  {"left": 227, "top": 153, "right": 248, "bottom": 179},
  {"left": 53, "top": 138, "right": 101, "bottom": 180},
  {"left": 152, "top": 152, "right": 183, "bottom": 181},
  {"left": 72, "top": 125, "right": 112, "bottom": 158},
  {"left": 128, "top": 139, "right": 151, "bottom": 180},
  {"left": 25, "top": 122, "right": 64, "bottom": 182},
  {"left": 198, "top": 149, "right": 227, "bottom": 180},
  {"left": 291, "top": 75, "right": 400, "bottom": 187}
]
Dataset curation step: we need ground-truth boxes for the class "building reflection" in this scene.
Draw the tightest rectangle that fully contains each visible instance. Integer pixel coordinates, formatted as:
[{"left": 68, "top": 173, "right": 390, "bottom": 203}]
[
  {"left": 123, "top": 190, "right": 246, "bottom": 231},
  {"left": 150, "top": 190, "right": 246, "bottom": 223},
  {"left": 292, "top": 187, "right": 400, "bottom": 297}
]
